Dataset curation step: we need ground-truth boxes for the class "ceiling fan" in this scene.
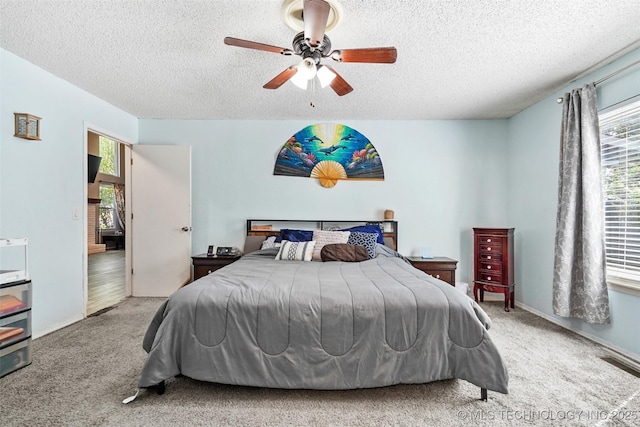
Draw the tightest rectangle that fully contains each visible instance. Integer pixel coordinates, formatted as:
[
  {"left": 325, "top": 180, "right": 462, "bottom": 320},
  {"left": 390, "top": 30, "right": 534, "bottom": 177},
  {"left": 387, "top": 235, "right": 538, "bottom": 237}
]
[{"left": 224, "top": 0, "right": 397, "bottom": 96}]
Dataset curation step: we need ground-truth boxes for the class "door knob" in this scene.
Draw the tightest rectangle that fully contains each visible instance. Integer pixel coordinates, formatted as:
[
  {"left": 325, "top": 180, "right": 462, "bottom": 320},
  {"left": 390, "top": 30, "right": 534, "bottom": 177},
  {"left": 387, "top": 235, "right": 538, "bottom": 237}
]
[{"left": 181, "top": 226, "right": 192, "bottom": 232}]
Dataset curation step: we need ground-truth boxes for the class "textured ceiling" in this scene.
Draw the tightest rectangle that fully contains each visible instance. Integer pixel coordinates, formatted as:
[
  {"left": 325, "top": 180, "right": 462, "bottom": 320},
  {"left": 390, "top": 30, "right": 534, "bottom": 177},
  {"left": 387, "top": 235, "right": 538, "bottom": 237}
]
[{"left": 1, "top": 0, "right": 640, "bottom": 120}]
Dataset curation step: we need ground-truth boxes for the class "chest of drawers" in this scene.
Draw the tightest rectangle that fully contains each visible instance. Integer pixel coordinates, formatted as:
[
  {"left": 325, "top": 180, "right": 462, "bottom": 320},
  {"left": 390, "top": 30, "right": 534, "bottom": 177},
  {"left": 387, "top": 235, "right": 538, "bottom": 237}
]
[
  {"left": 473, "top": 228, "right": 515, "bottom": 312},
  {"left": 407, "top": 257, "right": 457, "bottom": 286}
]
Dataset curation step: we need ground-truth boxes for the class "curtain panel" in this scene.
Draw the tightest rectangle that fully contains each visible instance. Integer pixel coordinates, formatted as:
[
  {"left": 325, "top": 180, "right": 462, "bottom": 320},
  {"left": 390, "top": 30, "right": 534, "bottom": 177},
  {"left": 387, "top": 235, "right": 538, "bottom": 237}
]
[
  {"left": 114, "top": 183, "right": 126, "bottom": 231},
  {"left": 553, "top": 83, "right": 610, "bottom": 324}
]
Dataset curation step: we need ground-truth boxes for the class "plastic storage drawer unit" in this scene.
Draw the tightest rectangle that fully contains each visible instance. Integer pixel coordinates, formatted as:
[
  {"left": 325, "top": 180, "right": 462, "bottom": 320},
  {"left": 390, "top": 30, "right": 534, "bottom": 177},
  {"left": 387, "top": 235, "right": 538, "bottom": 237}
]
[
  {"left": 0, "top": 337, "right": 32, "bottom": 378},
  {"left": 0, "top": 281, "right": 32, "bottom": 317},
  {"left": 0, "top": 311, "right": 31, "bottom": 349}
]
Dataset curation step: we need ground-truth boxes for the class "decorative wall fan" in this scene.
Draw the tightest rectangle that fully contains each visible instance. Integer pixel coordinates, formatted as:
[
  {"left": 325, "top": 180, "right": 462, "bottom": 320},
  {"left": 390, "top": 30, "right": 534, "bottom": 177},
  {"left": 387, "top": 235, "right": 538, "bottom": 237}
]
[{"left": 224, "top": 0, "right": 397, "bottom": 96}]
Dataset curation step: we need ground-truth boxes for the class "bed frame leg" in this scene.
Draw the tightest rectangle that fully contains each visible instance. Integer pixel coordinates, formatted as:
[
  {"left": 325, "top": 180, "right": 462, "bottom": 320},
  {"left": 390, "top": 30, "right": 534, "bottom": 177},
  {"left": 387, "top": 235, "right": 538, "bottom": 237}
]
[
  {"left": 480, "top": 388, "right": 487, "bottom": 401},
  {"left": 149, "top": 380, "right": 165, "bottom": 395}
]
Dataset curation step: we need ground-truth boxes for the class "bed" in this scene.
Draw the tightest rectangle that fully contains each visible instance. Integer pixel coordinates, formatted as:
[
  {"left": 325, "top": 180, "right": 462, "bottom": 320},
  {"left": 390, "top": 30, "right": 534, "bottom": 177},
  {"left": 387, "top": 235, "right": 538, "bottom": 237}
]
[{"left": 136, "top": 220, "right": 508, "bottom": 401}]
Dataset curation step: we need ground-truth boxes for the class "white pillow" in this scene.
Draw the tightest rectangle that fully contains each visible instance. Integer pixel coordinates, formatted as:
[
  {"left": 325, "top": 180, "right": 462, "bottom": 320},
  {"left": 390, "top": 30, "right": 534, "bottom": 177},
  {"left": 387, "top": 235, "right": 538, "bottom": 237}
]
[
  {"left": 260, "top": 236, "right": 281, "bottom": 249},
  {"left": 274, "top": 240, "right": 316, "bottom": 261},
  {"left": 311, "top": 230, "right": 351, "bottom": 260}
]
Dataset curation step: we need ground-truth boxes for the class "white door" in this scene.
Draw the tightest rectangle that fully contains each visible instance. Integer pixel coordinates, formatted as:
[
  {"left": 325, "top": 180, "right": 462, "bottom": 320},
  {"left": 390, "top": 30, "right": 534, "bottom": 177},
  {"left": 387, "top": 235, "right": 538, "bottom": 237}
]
[{"left": 131, "top": 145, "right": 191, "bottom": 297}]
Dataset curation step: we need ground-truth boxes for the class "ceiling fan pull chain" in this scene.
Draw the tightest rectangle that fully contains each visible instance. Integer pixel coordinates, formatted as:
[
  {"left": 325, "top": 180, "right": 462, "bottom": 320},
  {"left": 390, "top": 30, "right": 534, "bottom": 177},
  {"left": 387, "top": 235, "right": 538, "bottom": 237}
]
[{"left": 310, "top": 77, "right": 317, "bottom": 108}]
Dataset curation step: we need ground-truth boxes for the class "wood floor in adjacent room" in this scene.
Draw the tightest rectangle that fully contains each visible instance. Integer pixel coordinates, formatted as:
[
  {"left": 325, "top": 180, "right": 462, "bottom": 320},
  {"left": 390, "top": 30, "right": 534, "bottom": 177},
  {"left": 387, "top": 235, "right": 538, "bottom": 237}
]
[{"left": 87, "top": 249, "right": 126, "bottom": 315}]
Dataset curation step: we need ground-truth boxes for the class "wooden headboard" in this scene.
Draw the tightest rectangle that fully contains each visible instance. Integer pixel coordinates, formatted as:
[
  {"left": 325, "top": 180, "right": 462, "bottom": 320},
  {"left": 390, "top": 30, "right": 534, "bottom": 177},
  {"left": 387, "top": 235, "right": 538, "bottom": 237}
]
[{"left": 245, "top": 219, "right": 398, "bottom": 251}]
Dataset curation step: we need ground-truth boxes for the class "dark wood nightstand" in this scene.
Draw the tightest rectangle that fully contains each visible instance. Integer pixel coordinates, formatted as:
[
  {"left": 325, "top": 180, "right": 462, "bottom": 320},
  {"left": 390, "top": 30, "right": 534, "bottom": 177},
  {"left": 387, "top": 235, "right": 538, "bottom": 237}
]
[
  {"left": 191, "top": 254, "right": 241, "bottom": 281},
  {"left": 407, "top": 256, "right": 458, "bottom": 286}
]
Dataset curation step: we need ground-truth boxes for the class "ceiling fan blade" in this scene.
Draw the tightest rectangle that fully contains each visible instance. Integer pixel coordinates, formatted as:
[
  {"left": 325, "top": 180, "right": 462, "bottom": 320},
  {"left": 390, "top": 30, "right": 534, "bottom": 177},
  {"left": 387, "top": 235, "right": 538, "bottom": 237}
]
[
  {"left": 263, "top": 67, "right": 298, "bottom": 89},
  {"left": 224, "top": 37, "right": 293, "bottom": 55},
  {"left": 331, "top": 47, "right": 398, "bottom": 63},
  {"left": 325, "top": 66, "right": 353, "bottom": 96},
  {"left": 303, "top": 0, "right": 330, "bottom": 47}
]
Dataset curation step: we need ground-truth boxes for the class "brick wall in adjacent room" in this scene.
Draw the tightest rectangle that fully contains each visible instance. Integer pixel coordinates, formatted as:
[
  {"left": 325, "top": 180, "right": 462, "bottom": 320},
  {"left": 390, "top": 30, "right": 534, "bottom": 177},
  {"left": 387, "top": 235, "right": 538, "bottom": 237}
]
[{"left": 88, "top": 203, "right": 105, "bottom": 254}]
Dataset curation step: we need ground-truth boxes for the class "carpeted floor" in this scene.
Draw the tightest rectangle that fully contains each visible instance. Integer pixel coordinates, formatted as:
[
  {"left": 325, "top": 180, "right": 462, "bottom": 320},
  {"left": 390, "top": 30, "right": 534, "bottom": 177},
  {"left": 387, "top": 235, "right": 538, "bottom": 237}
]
[{"left": 1, "top": 297, "right": 639, "bottom": 426}]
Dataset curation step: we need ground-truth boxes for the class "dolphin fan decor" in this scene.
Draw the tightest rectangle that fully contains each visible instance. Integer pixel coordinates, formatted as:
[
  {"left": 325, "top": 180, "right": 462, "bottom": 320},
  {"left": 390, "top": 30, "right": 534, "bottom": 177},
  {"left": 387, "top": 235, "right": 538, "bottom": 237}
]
[{"left": 274, "top": 123, "right": 384, "bottom": 188}]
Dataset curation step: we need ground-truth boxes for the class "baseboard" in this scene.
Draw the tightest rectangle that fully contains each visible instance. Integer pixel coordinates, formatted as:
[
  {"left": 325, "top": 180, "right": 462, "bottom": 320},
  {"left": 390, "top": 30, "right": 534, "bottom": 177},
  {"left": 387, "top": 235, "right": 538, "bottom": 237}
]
[
  {"left": 32, "top": 314, "right": 84, "bottom": 339},
  {"left": 600, "top": 351, "right": 640, "bottom": 378},
  {"left": 515, "top": 301, "right": 640, "bottom": 364}
]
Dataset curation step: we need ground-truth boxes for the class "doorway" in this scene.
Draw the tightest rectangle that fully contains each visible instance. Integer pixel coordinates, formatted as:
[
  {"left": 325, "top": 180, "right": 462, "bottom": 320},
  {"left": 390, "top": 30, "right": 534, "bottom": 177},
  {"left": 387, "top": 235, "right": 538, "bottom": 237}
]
[{"left": 86, "top": 130, "right": 131, "bottom": 315}]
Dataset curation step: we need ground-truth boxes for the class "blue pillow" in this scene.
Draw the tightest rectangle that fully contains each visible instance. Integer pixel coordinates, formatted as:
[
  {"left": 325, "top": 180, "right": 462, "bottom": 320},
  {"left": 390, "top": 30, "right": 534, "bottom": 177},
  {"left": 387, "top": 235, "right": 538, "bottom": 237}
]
[
  {"left": 275, "top": 229, "right": 314, "bottom": 243},
  {"left": 340, "top": 224, "right": 385, "bottom": 244},
  {"left": 347, "top": 232, "right": 378, "bottom": 259}
]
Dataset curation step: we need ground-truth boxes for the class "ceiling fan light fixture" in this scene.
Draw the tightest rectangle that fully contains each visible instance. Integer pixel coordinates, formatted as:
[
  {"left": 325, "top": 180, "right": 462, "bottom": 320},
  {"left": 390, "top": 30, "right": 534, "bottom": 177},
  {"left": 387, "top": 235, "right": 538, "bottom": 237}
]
[
  {"left": 290, "top": 72, "right": 309, "bottom": 90},
  {"left": 291, "top": 57, "right": 317, "bottom": 89},
  {"left": 316, "top": 65, "right": 336, "bottom": 88},
  {"left": 297, "top": 57, "right": 317, "bottom": 79}
]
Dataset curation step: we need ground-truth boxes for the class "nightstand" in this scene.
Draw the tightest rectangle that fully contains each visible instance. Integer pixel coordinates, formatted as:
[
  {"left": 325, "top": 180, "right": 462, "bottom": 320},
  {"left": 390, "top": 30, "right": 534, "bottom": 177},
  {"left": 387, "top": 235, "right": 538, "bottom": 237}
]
[
  {"left": 407, "top": 256, "right": 458, "bottom": 286},
  {"left": 191, "top": 254, "right": 241, "bottom": 281}
]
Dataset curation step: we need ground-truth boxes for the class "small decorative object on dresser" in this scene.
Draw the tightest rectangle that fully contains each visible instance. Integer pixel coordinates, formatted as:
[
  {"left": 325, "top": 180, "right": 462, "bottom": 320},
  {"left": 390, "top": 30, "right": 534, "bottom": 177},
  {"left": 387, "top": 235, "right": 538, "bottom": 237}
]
[
  {"left": 191, "top": 253, "right": 241, "bottom": 282},
  {"left": 473, "top": 228, "right": 515, "bottom": 312},
  {"left": 407, "top": 256, "right": 458, "bottom": 286}
]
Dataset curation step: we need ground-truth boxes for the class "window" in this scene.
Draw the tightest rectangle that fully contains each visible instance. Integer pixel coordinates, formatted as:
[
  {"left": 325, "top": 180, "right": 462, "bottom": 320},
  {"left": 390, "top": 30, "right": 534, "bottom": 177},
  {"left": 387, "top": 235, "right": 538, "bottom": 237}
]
[
  {"left": 600, "top": 98, "right": 640, "bottom": 290},
  {"left": 98, "top": 136, "right": 120, "bottom": 177},
  {"left": 99, "top": 184, "right": 116, "bottom": 230}
]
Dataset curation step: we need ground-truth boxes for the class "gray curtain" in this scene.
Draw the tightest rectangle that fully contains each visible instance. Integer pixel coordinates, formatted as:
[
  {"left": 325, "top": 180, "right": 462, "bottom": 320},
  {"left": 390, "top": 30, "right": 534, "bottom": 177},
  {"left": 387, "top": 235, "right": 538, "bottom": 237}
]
[{"left": 553, "top": 83, "right": 610, "bottom": 324}]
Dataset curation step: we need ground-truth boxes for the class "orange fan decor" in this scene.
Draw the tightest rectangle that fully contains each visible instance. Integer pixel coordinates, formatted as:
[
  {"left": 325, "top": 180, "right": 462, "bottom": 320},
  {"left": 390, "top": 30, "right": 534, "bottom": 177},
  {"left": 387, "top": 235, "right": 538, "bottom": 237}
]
[{"left": 310, "top": 160, "right": 348, "bottom": 188}]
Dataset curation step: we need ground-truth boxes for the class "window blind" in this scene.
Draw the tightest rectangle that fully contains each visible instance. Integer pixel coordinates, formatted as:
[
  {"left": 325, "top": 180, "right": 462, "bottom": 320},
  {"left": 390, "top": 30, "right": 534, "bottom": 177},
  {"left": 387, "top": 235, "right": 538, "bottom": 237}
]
[{"left": 600, "top": 99, "right": 640, "bottom": 281}]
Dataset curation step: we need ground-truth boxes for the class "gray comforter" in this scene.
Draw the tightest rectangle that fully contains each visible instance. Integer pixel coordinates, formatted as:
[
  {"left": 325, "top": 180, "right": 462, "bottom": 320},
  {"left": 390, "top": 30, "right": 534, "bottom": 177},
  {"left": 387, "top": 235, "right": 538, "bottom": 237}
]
[{"left": 138, "top": 247, "right": 509, "bottom": 393}]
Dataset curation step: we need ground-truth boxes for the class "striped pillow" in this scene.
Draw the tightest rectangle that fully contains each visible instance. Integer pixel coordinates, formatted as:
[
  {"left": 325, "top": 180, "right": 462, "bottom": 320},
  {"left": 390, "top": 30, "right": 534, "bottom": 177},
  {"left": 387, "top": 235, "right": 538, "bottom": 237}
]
[
  {"left": 274, "top": 240, "right": 316, "bottom": 261},
  {"left": 311, "top": 230, "right": 351, "bottom": 261}
]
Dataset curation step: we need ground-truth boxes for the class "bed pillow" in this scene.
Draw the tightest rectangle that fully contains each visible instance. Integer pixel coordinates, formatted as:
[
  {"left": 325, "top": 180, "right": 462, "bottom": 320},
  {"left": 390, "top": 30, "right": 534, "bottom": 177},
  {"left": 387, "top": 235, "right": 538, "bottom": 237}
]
[
  {"left": 311, "top": 230, "right": 351, "bottom": 260},
  {"left": 274, "top": 240, "right": 316, "bottom": 261},
  {"left": 347, "top": 231, "right": 378, "bottom": 259},
  {"left": 275, "top": 229, "right": 314, "bottom": 243},
  {"left": 260, "top": 236, "right": 281, "bottom": 250},
  {"left": 321, "top": 243, "right": 369, "bottom": 262},
  {"left": 340, "top": 224, "right": 385, "bottom": 244}
]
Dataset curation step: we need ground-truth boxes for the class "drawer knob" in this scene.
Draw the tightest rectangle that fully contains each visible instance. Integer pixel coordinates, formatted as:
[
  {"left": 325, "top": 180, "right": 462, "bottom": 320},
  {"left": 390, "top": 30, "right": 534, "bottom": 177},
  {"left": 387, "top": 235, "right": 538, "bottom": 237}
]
[
  {"left": 487, "top": 266, "right": 491, "bottom": 269},
  {"left": 487, "top": 247, "right": 491, "bottom": 251},
  {"left": 487, "top": 256, "right": 492, "bottom": 259},
  {"left": 487, "top": 239, "right": 491, "bottom": 243},
  {"left": 436, "top": 274, "right": 440, "bottom": 279},
  {"left": 487, "top": 276, "right": 492, "bottom": 281},
  {"left": 208, "top": 270, "right": 212, "bottom": 274}
]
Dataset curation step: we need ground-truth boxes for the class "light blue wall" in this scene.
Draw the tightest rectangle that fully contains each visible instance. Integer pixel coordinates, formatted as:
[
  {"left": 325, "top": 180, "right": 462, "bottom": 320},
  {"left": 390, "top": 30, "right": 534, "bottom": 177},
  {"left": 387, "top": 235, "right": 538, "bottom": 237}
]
[
  {"left": 138, "top": 119, "right": 509, "bottom": 283},
  {"left": 507, "top": 47, "right": 640, "bottom": 359},
  {"left": 0, "top": 49, "right": 138, "bottom": 336},
  {"left": 6, "top": 40, "right": 638, "bottom": 361}
]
